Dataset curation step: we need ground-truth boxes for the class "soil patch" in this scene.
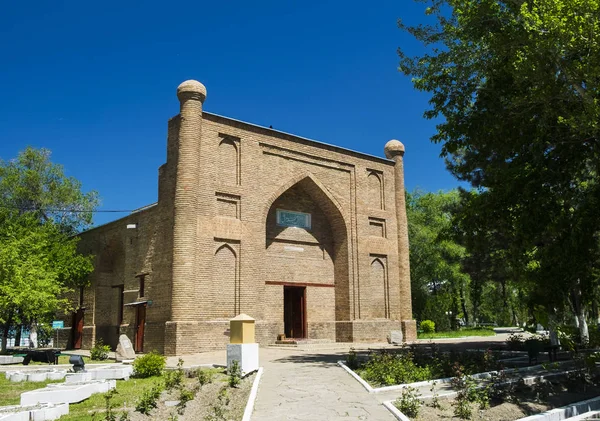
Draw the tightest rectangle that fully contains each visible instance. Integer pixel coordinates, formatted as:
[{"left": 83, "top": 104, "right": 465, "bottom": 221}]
[
  {"left": 127, "top": 370, "right": 255, "bottom": 421},
  {"left": 413, "top": 386, "right": 600, "bottom": 421}
]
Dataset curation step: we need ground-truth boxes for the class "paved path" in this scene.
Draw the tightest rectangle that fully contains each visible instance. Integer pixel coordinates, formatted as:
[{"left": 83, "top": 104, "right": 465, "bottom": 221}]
[
  {"left": 251, "top": 349, "right": 394, "bottom": 420},
  {"left": 165, "top": 334, "right": 517, "bottom": 421}
]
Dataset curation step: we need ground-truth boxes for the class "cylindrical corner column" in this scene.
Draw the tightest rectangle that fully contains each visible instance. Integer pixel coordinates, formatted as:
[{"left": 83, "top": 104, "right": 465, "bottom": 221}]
[
  {"left": 384, "top": 140, "right": 415, "bottom": 338},
  {"left": 171, "top": 80, "right": 206, "bottom": 321}
]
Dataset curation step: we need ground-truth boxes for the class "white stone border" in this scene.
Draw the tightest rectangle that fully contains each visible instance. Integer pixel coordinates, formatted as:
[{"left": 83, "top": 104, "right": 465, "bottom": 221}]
[
  {"left": 517, "top": 395, "right": 600, "bottom": 420},
  {"left": 338, "top": 359, "right": 570, "bottom": 394},
  {"left": 242, "top": 367, "right": 263, "bottom": 421},
  {"left": 0, "top": 403, "right": 69, "bottom": 421},
  {"left": 382, "top": 400, "right": 410, "bottom": 421},
  {"left": 382, "top": 372, "right": 598, "bottom": 421}
]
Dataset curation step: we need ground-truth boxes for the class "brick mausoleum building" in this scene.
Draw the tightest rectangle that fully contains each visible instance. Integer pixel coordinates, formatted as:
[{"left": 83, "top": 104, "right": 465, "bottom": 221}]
[{"left": 57, "top": 80, "right": 416, "bottom": 355}]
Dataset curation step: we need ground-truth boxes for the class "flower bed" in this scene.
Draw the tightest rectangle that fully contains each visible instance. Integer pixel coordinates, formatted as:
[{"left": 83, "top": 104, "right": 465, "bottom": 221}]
[
  {"left": 347, "top": 346, "right": 502, "bottom": 388},
  {"left": 389, "top": 354, "right": 600, "bottom": 420}
]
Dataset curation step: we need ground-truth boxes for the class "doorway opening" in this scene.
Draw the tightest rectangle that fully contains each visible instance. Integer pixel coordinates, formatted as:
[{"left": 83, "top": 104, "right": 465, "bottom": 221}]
[
  {"left": 71, "top": 309, "right": 84, "bottom": 349},
  {"left": 284, "top": 286, "right": 306, "bottom": 339},
  {"left": 134, "top": 304, "right": 146, "bottom": 353}
]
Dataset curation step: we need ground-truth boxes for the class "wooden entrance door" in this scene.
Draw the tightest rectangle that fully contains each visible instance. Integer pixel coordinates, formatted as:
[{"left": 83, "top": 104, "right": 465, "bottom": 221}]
[
  {"left": 284, "top": 286, "right": 306, "bottom": 339},
  {"left": 134, "top": 304, "right": 146, "bottom": 353},
  {"left": 72, "top": 309, "right": 84, "bottom": 349}
]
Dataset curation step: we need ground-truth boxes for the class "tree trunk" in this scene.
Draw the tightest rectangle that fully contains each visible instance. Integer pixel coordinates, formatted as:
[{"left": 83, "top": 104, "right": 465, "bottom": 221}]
[
  {"left": 577, "top": 308, "right": 589, "bottom": 345},
  {"left": 460, "top": 284, "right": 470, "bottom": 326},
  {"left": 592, "top": 299, "right": 600, "bottom": 325},
  {"left": 1, "top": 313, "right": 13, "bottom": 352},
  {"left": 1, "top": 324, "right": 8, "bottom": 353},
  {"left": 29, "top": 323, "right": 38, "bottom": 348},
  {"left": 548, "top": 312, "right": 560, "bottom": 347},
  {"left": 14, "top": 325, "right": 21, "bottom": 348},
  {"left": 511, "top": 306, "right": 518, "bottom": 327},
  {"left": 571, "top": 282, "right": 589, "bottom": 344}
]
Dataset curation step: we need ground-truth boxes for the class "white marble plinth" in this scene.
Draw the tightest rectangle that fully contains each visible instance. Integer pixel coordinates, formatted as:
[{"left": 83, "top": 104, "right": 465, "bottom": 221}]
[{"left": 227, "top": 343, "right": 259, "bottom": 376}]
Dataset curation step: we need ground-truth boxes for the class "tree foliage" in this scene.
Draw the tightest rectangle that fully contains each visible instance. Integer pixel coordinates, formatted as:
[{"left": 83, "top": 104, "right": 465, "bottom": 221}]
[
  {"left": 399, "top": 0, "right": 600, "bottom": 338},
  {"left": 0, "top": 148, "right": 97, "bottom": 350},
  {"left": 0, "top": 147, "right": 99, "bottom": 234},
  {"left": 408, "top": 190, "right": 470, "bottom": 329}
]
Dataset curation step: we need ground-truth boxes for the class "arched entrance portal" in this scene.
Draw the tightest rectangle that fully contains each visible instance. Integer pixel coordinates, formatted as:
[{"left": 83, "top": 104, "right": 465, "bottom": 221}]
[{"left": 264, "top": 175, "right": 350, "bottom": 341}]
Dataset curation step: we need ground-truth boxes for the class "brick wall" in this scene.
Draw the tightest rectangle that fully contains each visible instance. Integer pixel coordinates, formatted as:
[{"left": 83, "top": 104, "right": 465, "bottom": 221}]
[{"left": 70, "top": 82, "right": 415, "bottom": 355}]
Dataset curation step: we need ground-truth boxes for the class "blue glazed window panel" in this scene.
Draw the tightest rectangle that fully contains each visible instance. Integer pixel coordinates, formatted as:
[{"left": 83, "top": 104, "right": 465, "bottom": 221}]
[{"left": 276, "top": 209, "right": 312, "bottom": 229}]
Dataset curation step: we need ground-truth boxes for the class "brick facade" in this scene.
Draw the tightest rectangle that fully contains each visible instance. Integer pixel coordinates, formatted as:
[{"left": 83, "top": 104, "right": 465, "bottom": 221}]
[{"left": 56, "top": 80, "right": 416, "bottom": 355}]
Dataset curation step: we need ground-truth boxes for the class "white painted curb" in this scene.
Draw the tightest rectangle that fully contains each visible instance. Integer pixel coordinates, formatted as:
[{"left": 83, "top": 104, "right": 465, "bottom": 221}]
[
  {"left": 382, "top": 400, "right": 410, "bottom": 421},
  {"left": 242, "top": 367, "right": 263, "bottom": 421},
  {"left": 381, "top": 376, "right": 600, "bottom": 421},
  {"left": 337, "top": 361, "right": 375, "bottom": 392},
  {"left": 517, "top": 395, "right": 600, "bottom": 420}
]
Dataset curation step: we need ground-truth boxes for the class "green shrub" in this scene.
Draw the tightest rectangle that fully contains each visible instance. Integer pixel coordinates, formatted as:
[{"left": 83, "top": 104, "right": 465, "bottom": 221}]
[
  {"left": 358, "top": 350, "right": 432, "bottom": 387},
  {"left": 102, "top": 389, "right": 118, "bottom": 421},
  {"left": 90, "top": 339, "right": 111, "bottom": 361},
  {"left": 429, "top": 380, "right": 442, "bottom": 409},
  {"left": 135, "top": 383, "right": 163, "bottom": 415},
  {"left": 450, "top": 363, "right": 479, "bottom": 419},
  {"left": 228, "top": 360, "right": 241, "bottom": 388},
  {"left": 197, "top": 368, "right": 215, "bottom": 388},
  {"left": 164, "top": 358, "right": 184, "bottom": 391},
  {"left": 395, "top": 386, "right": 422, "bottom": 418},
  {"left": 133, "top": 351, "right": 166, "bottom": 378},
  {"left": 346, "top": 347, "right": 358, "bottom": 369},
  {"left": 420, "top": 320, "right": 435, "bottom": 334},
  {"left": 176, "top": 387, "right": 195, "bottom": 414}
]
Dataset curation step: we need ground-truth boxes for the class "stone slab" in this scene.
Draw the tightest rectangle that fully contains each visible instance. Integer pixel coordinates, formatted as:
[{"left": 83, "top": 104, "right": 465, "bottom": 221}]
[
  {"left": 389, "top": 330, "right": 403, "bottom": 344},
  {"left": 0, "top": 404, "right": 68, "bottom": 421},
  {"left": 20, "top": 380, "right": 115, "bottom": 406},
  {"left": 5, "top": 370, "right": 66, "bottom": 383},
  {"left": 65, "top": 366, "right": 132, "bottom": 382},
  {"left": 0, "top": 356, "right": 24, "bottom": 365},
  {"left": 116, "top": 335, "right": 135, "bottom": 361}
]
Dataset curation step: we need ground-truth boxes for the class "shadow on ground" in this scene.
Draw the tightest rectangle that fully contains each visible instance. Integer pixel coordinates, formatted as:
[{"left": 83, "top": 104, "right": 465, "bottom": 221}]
[
  {"left": 271, "top": 351, "right": 348, "bottom": 367},
  {"left": 268, "top": 338, "right": 511, "bottom": 367}
]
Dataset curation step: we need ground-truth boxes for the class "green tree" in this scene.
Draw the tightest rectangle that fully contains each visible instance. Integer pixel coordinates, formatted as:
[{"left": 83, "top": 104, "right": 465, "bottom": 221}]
[
  {"left": 408, "top": 189, "right": 470, "bottom": 330},
  {"left": 399, "top": 0, "right": 600, "bottom": 341},
  {"left": 0, "top": 148, "right": 97, "bottom": 350},
  {"left": 0, "top": 147, "right": 99, "bottom": 234}
]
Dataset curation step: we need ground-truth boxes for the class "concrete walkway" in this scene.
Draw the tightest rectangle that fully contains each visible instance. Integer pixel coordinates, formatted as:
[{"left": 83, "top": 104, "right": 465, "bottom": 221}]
[
  {"left": 251, "top": 348, "right": 394, "bottom": 420},
  {"left": 166, "top": 334, "right": 516, "bottom": 420},
  {"left": 168, "top": 346, "right": 394, "bottom": 420}
]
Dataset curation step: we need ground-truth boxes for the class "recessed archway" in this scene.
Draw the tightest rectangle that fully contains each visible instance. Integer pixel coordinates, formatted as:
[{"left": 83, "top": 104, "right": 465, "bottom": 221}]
[{"left": 263, "top": 174, "right": 350, "bottom": 340}]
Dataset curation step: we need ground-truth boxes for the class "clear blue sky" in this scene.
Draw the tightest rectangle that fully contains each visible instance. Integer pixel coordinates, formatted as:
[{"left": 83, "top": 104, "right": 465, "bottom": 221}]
[{"left": 0, "top": 1, "right": 462, "bottom": 226}]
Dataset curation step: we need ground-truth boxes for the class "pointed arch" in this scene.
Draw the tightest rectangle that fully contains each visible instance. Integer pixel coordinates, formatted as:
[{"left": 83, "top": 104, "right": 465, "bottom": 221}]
[
  {"left": 215, "top": 242, "right": 237, "bottom": 257},
  {"left": 218, "top": 137, "right": 240, "bottom": 186},
  {"left": 211, "top": 242, "right": 239, "bottom": 318},
  {"left": 262, "top": 172, "right": 347, "bottom": 233},
  {"left": 362, "top": 256, "right": 389, "bottom": 319},
  {"left": 367, "top": 171, "right": 383, "bottom": 210},
  {"left": 263, "top": 172, "right": 352, "bottom": 331}
]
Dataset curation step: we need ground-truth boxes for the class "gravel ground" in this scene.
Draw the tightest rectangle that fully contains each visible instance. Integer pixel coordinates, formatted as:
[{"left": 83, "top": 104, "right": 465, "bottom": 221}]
[
  {"left": 127, "top": 370, "right": 255, "bottom": 421},
  {"left": 413, "top": 386, "right": 600, "bottom": 421}
]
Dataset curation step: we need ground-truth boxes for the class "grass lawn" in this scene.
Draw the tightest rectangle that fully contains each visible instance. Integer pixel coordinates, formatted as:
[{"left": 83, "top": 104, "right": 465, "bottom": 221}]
[
  {"left": 417, "top": 328, "right": 496, "bottom": 339},
  {"left": 21, "top": 355, "right": 110, "bottom": 365},
  {"left": 58, "top": 377, "right": 160, "bottom": 421},
  {"left": 0, "top": 375, "right": 61, "bottom": 406}
]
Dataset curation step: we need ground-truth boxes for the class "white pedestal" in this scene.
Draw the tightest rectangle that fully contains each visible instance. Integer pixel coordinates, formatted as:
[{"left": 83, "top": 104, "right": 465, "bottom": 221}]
[{"left": 227, "top": 343, "right": 259, "bottom": 376}]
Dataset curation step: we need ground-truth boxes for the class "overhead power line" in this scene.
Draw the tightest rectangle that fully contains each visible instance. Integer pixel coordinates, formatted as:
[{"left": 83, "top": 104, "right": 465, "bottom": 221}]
[{"left": 0, "top": 205, "right": 134, "bottom": 213}]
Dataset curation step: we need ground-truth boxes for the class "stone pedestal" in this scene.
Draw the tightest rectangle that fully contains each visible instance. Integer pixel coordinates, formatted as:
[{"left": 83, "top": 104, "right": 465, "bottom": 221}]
[
  {"left": 227, "top": 343, "right": 259, "bottom": 376},
  {"left": 227, "top": 314, "right": 259, "bottom": 376}
]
